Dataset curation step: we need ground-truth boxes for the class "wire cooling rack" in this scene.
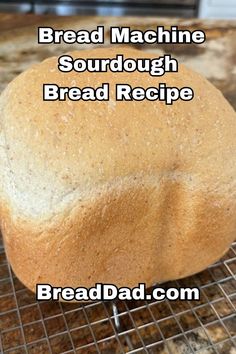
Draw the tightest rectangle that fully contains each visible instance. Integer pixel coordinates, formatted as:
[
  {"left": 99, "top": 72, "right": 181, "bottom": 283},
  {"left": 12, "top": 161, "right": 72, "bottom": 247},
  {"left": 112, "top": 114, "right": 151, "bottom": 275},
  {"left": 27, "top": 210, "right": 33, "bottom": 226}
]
[{"left": 0, "top": 233, "right": 235, "bottom": 354}]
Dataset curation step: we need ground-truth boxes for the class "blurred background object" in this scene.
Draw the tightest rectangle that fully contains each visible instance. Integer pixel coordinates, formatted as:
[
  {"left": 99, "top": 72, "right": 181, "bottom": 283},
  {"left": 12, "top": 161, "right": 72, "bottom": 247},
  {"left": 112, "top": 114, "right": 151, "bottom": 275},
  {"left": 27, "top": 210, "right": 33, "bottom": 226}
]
[
  {"left": 199, "top": 0, "right": 236, "bottom": 19},
  {"left": 0, "top": 0, "right": 235, "bottom": 18},
  {"left": 0, "top": 6, "right": 235, "bottom": 354}
]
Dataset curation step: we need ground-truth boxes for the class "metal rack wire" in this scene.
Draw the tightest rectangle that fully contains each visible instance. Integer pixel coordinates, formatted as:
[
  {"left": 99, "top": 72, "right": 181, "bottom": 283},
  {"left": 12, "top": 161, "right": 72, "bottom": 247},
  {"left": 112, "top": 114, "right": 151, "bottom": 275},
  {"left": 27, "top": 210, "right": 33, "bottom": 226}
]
[{"left": 0, "top": 234, "right": 235, "bottom": 354}]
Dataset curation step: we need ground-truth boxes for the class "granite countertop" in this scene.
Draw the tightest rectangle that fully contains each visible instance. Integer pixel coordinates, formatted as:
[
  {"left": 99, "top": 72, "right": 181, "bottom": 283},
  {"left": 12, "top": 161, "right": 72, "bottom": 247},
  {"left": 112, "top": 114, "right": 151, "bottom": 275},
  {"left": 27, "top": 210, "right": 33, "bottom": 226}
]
[{"left": 0, "top": 13, "right": 235, "bottom": 354}]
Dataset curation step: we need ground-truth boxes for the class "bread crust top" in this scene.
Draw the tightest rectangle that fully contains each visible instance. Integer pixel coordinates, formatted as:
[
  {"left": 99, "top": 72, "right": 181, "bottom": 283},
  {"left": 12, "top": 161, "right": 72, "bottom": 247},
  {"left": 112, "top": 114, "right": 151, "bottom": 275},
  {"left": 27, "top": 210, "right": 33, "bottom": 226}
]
[{"left": 0, "top": 47, "right": 236, "bottom": 223}]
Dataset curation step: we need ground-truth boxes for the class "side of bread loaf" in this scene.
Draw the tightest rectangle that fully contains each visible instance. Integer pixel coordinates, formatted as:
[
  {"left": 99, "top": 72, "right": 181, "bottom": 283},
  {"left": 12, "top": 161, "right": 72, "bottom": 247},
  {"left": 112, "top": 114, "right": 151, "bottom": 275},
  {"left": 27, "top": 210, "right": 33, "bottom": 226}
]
[{"left": 0, "top": 47, "right": 236, "bottom": 292}]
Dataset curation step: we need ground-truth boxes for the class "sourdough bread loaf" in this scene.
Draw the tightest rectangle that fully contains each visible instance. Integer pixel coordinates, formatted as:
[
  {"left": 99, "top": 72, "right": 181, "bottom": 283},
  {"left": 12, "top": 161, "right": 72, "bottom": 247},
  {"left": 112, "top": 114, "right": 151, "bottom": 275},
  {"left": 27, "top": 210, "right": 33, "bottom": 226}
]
[{"left": 0, "top": 47, "right": 236, "bottom": 293}]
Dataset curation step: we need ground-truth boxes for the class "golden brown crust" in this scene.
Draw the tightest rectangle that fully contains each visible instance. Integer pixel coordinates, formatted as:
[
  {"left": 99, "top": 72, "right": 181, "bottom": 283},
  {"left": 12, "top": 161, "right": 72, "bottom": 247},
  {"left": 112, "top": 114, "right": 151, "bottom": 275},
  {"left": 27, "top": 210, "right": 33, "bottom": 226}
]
[{"left": 0, "top": 47, "right": 236, "bottom": 293}]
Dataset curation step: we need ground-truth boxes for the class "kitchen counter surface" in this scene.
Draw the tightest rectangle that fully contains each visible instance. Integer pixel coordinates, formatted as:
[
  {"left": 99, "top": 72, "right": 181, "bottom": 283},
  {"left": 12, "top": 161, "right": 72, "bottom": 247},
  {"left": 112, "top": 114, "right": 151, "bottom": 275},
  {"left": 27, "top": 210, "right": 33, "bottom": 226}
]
[{"left": 0, "top": 13, "right": 235, "bottom": 354}]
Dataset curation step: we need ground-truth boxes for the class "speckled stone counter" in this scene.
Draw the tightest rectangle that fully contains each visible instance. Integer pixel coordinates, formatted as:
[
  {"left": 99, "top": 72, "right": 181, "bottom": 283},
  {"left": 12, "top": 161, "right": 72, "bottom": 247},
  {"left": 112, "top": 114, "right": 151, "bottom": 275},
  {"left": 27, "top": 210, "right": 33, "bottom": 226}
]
[{"left": 0, "top": 13, "right": 235, "bottom": 354}]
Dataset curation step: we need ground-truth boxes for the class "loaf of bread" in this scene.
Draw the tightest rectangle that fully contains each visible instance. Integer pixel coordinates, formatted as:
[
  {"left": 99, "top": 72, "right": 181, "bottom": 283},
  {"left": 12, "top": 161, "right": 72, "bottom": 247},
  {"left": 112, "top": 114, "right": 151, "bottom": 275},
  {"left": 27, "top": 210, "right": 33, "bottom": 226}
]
[{"left": 0, "top": 47, "right": 236, "bottom": 293}]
